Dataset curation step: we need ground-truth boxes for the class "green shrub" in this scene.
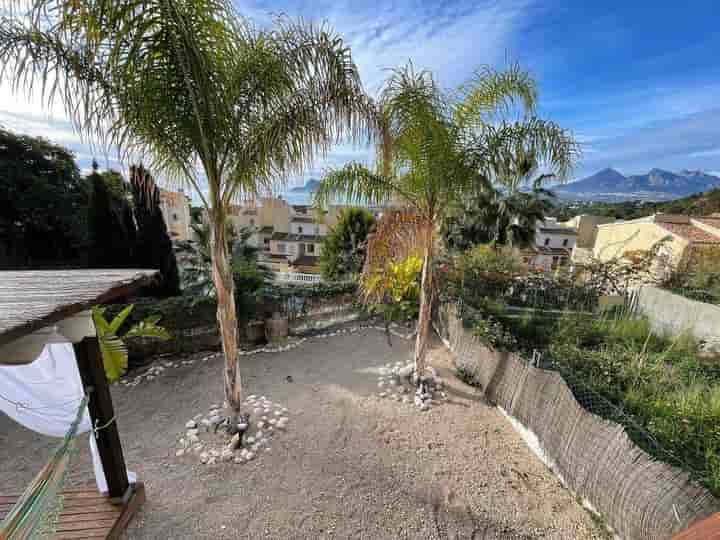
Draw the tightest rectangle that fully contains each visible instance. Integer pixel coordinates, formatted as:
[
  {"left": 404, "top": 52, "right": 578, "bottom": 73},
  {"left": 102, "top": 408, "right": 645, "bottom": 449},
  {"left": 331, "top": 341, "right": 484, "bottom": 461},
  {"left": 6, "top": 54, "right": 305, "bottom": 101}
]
[
  {"left": 107, "top": 295, "right": 218, "bottom": 332},
  {"left": 363, "top": 255, "right": 422, "bottom": 323},
  {"left": 456, "top": 296, "right": 720, "bottom": 494},
  {"left": 543, "top": 312, "right": 720, "bottom": 494},
  {"left": 319, "top": 207, "right": 375, "bottom": 281}
]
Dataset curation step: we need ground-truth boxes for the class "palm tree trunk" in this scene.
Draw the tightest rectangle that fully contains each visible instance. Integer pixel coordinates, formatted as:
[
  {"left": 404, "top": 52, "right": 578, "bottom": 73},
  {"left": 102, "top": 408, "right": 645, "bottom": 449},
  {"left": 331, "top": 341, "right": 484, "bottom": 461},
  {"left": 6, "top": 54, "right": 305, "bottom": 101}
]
[
  {"left": 209, "top": 216, "right": 242, "bottom": 425},
  {"left": 414, "top": 235, "right": 434, "bottom": 381}
]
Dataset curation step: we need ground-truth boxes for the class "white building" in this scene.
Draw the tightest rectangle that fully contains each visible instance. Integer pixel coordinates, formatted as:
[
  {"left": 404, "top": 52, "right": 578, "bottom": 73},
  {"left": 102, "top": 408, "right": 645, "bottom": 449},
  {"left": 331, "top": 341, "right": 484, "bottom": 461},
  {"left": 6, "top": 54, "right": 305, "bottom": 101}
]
[
  {"left": 158, "top": 188, "right": 192, "bottom": 242},
  {"left": 524, "top": 218, "right": 577, "bottom": 272}
]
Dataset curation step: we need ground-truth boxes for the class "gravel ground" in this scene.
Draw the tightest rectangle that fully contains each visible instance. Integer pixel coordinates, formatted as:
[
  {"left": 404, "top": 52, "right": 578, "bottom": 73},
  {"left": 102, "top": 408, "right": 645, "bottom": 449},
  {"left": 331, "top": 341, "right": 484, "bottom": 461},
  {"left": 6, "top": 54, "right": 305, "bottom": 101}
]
[{"left": 1, "top": 329, "right": 604, "bottom": 539}]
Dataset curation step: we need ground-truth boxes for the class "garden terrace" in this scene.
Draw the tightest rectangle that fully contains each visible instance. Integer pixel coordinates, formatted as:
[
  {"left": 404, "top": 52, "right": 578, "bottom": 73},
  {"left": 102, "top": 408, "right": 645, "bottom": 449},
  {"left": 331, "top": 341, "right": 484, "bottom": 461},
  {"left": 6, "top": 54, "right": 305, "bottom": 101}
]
[{"left": 2, "top": 329, "right": 602, "bottom": 539}]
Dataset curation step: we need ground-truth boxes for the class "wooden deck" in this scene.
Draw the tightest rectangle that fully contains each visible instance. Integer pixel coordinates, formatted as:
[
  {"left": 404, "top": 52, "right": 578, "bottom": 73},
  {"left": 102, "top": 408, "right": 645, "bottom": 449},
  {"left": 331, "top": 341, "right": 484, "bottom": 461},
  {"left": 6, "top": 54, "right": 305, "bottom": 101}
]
[
  {"left": 0, "top": 484, "right": 144, "bottom": 539},
  {"left": 672, "top": 512, "right": 720, "bottom": 540}
]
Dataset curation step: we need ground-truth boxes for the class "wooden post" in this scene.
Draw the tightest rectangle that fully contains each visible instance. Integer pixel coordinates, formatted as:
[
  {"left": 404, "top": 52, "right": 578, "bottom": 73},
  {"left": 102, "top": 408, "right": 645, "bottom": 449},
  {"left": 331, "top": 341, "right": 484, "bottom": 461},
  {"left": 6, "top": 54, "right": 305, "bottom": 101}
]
[{"left": 73, "top": 337, "right": 130, "bottom": 500}]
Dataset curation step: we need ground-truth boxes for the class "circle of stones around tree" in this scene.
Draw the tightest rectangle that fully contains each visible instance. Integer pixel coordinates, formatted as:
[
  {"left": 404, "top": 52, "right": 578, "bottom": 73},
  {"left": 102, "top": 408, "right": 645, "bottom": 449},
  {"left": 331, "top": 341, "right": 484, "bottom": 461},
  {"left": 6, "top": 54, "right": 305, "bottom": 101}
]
[
  {"left": 175, "top": 396, "right": 290, "bottom": 465},
  {"left": 376, "top": 361, "right": 448, "bottom": 411}
]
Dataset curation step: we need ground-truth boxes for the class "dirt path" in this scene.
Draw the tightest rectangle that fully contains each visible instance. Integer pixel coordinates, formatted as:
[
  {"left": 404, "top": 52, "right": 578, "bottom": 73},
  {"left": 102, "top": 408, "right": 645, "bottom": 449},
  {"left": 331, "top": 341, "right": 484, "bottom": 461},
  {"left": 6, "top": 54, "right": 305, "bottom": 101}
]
[{"left": 1, "top": 330, "right": 603, "bottom": 539}]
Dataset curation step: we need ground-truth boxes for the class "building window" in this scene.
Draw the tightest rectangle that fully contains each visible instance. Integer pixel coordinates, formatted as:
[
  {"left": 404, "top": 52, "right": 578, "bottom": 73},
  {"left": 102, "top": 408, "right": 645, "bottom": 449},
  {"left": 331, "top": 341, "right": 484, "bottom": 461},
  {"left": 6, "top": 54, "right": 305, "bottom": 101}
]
[
  {"left": 562, "top": 238, "right": 568, "bottom": 247},
  {"left": 551, "top": 255, "right": 559, "bottom": 269},
  {"left": 172, "top": 213, "right": 178, "bottom": 221},
  {"left": 544, "top": 238, "right": 550, "bottom": 246},
  {"left": 250, "top": 218, "right": 255, "bottom": 226},
  {"left": 297, "top": 225, "right": 303, "bottom": 234},
  {"left": 307, "top": 243, "right": 315, "bottom": 254},
  {"left": 277, "top": 243, "right": 286, "bottom": 254}
]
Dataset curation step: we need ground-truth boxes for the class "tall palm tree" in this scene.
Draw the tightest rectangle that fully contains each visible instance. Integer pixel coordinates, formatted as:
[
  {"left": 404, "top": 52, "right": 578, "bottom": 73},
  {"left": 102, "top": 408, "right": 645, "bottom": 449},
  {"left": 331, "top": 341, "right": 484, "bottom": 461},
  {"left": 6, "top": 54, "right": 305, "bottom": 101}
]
[
  {"left": 0, "top": 0, "right": 373, "bottom": 425},
  {"left": 315, "top": 64, "right": 578, "bottom": 381}
]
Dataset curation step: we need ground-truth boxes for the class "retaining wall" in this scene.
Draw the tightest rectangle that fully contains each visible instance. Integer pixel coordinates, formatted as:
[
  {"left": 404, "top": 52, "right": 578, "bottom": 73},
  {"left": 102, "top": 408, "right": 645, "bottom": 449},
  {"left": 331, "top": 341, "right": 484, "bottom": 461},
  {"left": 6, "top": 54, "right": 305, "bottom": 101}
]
[
  {"left": 435, "top": 303, "right": 719, "bottom": 540},
  {"left": 633, "top": 285, "right": 720, "bottom": 354}
]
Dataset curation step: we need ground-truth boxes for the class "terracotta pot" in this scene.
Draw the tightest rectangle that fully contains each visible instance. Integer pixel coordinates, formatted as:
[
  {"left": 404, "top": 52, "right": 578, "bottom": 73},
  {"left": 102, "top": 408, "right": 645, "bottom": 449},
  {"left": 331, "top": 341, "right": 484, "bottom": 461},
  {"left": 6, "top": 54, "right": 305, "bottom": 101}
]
[
  {"left": 265, "top": 312, "right": 289, "bottom": 344},
  {"left": 245, "top": 320, "right": 265, "bottom": 344}
]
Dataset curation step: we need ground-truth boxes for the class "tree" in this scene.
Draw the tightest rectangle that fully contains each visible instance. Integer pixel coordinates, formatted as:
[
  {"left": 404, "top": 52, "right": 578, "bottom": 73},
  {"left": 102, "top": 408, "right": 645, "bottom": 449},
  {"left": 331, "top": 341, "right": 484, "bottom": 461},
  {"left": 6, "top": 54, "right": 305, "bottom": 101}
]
[
  {"left": 87, "top": 164, "right": 137, "bottom": 268},
  {"left": 320, "top": 207, "right": 375, "bottom": 281},
  {"left": 0, "top": 128, "right": 89, "bottom": 268},
  {"left": 129, "top": 164, "right": 181, "bottom": 297},
  {"left": 315, "top": 64, "right": 578, "bottom": 382},
  {"left": 443, "top": 184, "right": 557, "bottom": 250},
  {"left": 0, "top": 1, "right": 372, "bottom": 426}
]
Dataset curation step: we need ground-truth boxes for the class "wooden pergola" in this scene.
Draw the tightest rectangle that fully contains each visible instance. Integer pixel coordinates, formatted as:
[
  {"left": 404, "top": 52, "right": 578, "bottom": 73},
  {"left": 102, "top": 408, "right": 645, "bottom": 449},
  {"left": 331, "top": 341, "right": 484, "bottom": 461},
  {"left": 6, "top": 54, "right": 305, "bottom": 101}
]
[{"left": 0, "top": 270, "right": 157, "bottom": 539}]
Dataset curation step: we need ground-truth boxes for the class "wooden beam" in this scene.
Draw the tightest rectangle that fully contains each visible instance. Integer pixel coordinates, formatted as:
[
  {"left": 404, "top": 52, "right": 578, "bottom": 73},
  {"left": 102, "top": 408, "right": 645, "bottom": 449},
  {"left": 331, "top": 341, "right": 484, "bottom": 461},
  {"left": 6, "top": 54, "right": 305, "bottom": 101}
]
[{"left": 73, "top": 337, "right": 130, "bottom": 500}]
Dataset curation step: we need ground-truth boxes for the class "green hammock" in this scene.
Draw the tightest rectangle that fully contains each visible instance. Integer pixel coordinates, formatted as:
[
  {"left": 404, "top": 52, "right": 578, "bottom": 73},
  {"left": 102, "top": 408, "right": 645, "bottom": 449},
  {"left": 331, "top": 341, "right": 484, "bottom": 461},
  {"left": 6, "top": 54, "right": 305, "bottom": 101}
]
[{"left": 0, "top": 396, "right": 87, "bottom": 540}]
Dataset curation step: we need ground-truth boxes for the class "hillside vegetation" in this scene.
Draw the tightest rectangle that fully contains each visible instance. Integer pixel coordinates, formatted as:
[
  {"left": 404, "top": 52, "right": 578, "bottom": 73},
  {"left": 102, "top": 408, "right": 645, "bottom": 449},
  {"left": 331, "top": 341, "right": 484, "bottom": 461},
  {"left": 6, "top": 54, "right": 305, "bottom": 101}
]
[{"left": 552, "top": 186, "right": 720, "bottom": 221}]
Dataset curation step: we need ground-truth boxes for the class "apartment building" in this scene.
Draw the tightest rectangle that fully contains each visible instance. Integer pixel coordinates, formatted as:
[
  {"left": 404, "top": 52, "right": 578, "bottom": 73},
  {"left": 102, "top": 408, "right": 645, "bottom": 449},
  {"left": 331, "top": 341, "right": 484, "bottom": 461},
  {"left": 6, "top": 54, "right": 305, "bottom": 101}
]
[
  {"left": 229, "top": 197, "right": 340, "bottom": 274},
  {"left": 523, "top": 218, "right": 577, "bottom": 272},
  {"left": 158, "top": 188, "right": 192, "bottom": 242}
]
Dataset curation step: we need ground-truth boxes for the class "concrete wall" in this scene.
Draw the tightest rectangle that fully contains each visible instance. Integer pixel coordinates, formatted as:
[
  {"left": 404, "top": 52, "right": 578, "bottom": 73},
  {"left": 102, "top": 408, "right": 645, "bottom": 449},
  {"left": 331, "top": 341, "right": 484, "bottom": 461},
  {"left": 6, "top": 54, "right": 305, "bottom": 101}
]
[
  {"left": 594, "top": 220, "right": 688, "bottom": 265},
  {"left": 159, "top": 189, "right": 191, "bottom": 241},
  {"left": 563, "top": 214, "right": 616, "bottom": 248},
  {"left": 633, "top": 285, "right": 720, "bottom": 354},
  {"left": 434, "top": 303, "right": 719, "bottom": 540}
]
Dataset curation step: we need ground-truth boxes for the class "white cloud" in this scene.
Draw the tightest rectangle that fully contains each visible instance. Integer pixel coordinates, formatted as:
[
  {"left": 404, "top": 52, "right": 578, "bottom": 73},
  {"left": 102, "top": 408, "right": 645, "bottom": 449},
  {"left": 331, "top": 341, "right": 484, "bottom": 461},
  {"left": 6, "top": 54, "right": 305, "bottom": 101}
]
[{"left": 689, "top": 147, "right": 720, "bottom": 159}]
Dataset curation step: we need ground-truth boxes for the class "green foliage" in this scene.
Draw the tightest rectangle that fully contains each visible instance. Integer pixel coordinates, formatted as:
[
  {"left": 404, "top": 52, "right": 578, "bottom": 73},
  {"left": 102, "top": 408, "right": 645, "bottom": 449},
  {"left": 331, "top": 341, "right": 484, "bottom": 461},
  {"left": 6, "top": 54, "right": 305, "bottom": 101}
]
[
  {"left": 456, "top": 244, "right": 525, "bottom": 277},
  {"left": 364, "top": 255, "right": 422, "bottom": 323},
  {"left": 666, "top": 271, "right": 720, "bottom": 305},
  {"left": 444, "top": 185, "right": 556, "bottom": 250},
  {"left": 180, "top": 224, "right": 271, "bottom": 319},
  {"left": 129, "top": 165, "right": 181, "bottom": 297},
  {"left": 320, "top": 207, "right": 376, "bottom": 281},
  {"left": 550, "top": 187, "right": 720, "bottom": 222},
  {"left": 87, "top": 167, "right": 136, "bottom": 268},
  {"left": 541, "top": 312, "right": 720, "bottom": 493},
  {"left": 92, "top": 305, "right": 171, "bottom": 382},
  {"left": 459, "top": 295, "right": 720, "bottom": 494},
  {"left": 472, "top": 315, "right": 518, "bottom": 351},
  {"left": 0, "top": 128, "right": 89, "bottom": 267},
  {"left": 262, "top": 281, "right": 358, "bottom": 320},
  {"left": 106, "top": 296, "right": 218, "bottom": 332}
]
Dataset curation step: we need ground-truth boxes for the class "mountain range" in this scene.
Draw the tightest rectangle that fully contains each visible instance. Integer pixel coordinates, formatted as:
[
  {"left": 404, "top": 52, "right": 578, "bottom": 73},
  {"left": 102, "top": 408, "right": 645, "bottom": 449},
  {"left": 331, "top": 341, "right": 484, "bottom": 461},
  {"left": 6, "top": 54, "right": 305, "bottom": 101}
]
[
  {"left": 289, "top": 178, "right": 321, "bottom": 193},
  {"left": 554, "top": 168, "right": 720, "bottom": 202}
]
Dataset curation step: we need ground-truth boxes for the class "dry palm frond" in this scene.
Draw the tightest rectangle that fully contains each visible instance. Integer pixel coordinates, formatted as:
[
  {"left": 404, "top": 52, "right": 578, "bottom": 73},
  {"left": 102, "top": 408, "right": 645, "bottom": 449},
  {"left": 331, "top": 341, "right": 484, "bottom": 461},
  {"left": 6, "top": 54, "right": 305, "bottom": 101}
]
[{"left": 361, "top": 209, "right": 432, "bottom": 304}]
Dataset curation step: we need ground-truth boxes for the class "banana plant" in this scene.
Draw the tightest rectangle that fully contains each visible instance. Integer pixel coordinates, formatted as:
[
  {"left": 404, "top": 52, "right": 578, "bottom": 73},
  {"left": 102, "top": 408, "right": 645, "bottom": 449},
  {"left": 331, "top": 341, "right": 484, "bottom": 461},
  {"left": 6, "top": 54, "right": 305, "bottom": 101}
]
[{"left": 92, "top": 305, "right": 171, "bottom": 383}]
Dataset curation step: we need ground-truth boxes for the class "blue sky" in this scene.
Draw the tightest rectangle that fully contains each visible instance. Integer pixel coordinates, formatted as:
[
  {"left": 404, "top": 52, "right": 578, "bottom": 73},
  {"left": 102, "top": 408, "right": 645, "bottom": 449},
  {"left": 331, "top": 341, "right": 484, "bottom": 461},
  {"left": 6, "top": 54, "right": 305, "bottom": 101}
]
[{"left": 2, "top": 0, "right": 720, "bottom": 196}]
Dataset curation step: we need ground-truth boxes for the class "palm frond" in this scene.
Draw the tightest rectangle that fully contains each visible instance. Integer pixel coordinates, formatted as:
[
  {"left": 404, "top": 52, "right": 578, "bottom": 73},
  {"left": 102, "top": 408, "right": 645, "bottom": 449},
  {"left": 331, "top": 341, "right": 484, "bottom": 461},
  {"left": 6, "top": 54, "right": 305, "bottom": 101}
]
[
  {"left": 125, "top": 318, "right": 172, "bottom": 341},
  {"left": 455, "top": 63, "right": 538, "bottom": 127},
  {"left": 314, "top": 162, "right": 408, "bottom": 208},
  {"left": 360, "top": 210, "right": 432, "bottom": 305}
]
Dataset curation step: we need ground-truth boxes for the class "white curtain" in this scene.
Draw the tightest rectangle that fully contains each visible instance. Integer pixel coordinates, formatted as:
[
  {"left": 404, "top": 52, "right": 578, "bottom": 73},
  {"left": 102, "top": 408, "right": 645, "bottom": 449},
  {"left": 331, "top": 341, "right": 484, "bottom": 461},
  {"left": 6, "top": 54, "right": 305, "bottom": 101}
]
[{"left": 0, "top": 336, "right": 136, "bottom": 493}]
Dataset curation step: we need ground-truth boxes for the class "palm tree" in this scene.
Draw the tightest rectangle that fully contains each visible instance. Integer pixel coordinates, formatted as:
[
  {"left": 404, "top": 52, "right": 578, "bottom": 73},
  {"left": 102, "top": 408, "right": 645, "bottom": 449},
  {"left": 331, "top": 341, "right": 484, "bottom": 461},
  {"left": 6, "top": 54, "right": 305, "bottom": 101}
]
[
  {"left": 315, "top": 64, "right": 578, "bottom": 381},
  {"left": 443, "top": 181, "right": 557, "bottom": 250},
  {"left": 0, "top": 0, "right": 373, "bottom": 425}
]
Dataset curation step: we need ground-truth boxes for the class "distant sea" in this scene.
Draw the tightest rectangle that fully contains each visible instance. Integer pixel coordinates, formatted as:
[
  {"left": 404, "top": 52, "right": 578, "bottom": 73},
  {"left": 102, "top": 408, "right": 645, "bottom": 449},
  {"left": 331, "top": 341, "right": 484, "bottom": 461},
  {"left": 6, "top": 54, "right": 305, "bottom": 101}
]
[{"left": 280, "top": 190, "right": 313, "bottom": 206}]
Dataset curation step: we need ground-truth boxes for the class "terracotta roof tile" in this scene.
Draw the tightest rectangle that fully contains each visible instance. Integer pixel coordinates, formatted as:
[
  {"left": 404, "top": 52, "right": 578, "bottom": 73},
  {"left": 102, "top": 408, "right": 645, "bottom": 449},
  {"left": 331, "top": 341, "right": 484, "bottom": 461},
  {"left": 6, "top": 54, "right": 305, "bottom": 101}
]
[
  {"left": 695, "top": 217, "right": 720, "bottom": 231},
  {"left": 657, "top": 222, "right": 720, "bottom": 244}
]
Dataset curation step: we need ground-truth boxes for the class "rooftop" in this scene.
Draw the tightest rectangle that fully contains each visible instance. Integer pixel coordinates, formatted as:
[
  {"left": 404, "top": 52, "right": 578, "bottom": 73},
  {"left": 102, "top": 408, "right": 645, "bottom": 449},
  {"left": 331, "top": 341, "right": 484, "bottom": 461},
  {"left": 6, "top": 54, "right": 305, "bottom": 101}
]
[
  {"left": 291, "top": 216, "right": 315, "bottom": 223},
  {"left": 695, "top": 217, "right": 720, "bottom": 231},
  {"left": 657, "top": 222, "right": 720, "bottom": 245},
  {"left": 538, "top": 227, "right": 577, "bottom": 235},
  {"left": 0, "top": 269, "right": 157, "bottom": 346},
  {"left": 271, "top": 231, "right": 321, "bottom": 242}
]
